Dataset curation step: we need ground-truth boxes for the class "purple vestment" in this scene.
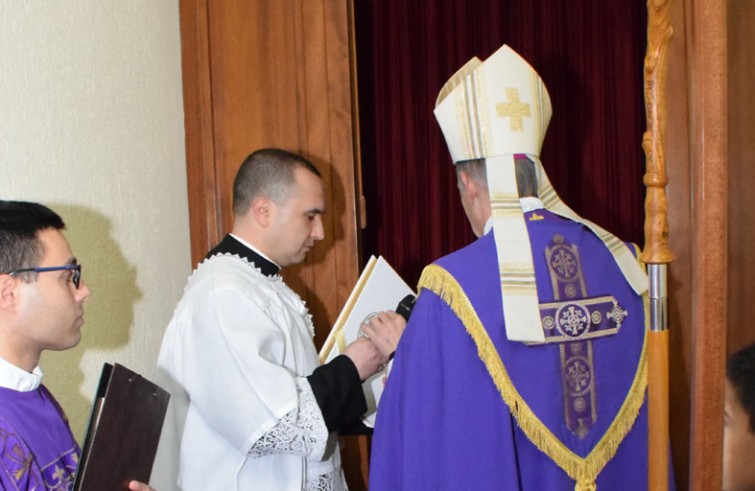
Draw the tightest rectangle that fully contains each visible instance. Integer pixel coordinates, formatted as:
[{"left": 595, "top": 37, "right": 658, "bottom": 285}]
[
  {"left": 370, "top": 209, "right": 663, "bottom": 490},
  {"left": 0, "top": 384, "right": 80, "bottom": 490}
]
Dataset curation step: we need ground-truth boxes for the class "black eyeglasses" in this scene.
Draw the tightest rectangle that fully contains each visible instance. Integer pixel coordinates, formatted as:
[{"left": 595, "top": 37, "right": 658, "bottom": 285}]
[{"left": 3, "top": 264, "right": 82, "bottom": 289}]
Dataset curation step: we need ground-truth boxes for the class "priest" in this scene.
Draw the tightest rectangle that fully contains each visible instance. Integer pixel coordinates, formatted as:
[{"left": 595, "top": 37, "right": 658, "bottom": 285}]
[{"left": 157, "top": 148, "right": 405, "bottom": 490}]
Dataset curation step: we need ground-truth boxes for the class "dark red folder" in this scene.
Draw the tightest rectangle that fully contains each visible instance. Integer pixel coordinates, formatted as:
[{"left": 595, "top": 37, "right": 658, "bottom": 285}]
[{"left": 73, "top": 363, "right": 170, "bottom": 491}]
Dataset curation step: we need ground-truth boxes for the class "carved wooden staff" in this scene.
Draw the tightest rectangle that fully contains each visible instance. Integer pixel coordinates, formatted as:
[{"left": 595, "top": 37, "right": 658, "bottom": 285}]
[{"left": 642, "top": 1, "right": 674, "bottom": 490}]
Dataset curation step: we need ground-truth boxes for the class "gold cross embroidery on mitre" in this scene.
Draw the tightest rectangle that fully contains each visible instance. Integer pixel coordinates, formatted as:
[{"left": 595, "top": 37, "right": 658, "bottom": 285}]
[{"left": 496, "top": 87, "right": 531, "bottom": 132}]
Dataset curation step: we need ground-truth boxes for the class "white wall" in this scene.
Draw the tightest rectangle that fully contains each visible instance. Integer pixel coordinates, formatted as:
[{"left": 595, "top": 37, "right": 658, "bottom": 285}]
[{"left": 0, "top": 1, "right": 190, "bottom": 441}]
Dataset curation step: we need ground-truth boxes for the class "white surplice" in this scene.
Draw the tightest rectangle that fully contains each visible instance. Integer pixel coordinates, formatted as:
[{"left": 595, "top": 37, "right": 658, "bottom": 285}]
[{"left": 156, "top": 254, "right": 346, "bottom": 491}]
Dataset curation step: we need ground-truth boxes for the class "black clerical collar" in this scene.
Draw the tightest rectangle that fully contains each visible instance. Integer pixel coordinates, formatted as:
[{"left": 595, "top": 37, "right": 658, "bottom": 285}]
[{"left": 206, "top": 235, "right": 280, "bottom": 277}]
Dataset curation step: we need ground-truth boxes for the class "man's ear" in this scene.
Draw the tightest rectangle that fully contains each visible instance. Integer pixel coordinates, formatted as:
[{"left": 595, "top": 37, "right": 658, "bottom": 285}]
[
  {"left": 458, "top": 170, "right": 480, "bottom": 199},
  {"left": 0, "top": 275, "right": 19, "bottom": 311},
  {"left": 250, "top": 196, "right": 272, "bottom": 227}
]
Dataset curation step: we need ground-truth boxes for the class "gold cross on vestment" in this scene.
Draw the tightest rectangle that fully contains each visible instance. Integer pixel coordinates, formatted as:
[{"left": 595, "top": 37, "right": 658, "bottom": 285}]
[{"left": 496, "top": 88, "right": 531, "bottom": 132}]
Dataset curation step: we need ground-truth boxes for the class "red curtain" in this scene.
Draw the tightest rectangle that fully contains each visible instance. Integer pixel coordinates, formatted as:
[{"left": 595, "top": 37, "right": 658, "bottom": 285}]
[{"left": 355, "top": 1, "right": 648, "bottom": 286}]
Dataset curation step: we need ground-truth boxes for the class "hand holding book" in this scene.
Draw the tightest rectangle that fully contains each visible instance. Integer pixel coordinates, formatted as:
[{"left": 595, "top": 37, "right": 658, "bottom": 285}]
[
  {"left": 319, "top": 256, "right": 415, "bottom": 426},
  {"left": 128, "top": 481, "right": 156, "bottom": 491},
  {"left": 358, "top": 310, "right": 406, "bottom": 360}
]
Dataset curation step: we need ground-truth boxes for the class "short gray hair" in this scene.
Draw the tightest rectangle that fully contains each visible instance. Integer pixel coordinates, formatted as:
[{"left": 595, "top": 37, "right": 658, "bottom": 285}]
[{"left": 455, "top": 156, "right": 538, "bottom": 198}]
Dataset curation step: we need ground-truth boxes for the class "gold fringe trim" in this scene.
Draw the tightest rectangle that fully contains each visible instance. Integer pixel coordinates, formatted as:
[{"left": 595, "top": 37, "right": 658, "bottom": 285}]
[{"left": 419, "top": 264, "right": 648, "bottom": 490}]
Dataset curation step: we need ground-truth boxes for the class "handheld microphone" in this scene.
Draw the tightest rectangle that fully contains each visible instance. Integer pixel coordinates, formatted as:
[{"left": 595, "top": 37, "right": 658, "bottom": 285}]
[{"left": 395, "top": 294, "right": 417, "bottom": 321}]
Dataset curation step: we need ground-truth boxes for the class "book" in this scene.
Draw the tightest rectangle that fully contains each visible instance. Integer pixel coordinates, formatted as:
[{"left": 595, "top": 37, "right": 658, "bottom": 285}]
[
  {"left": 73, "top": 363, "right": 170, "bottom": 491},
  {"left": 319, "top": 255, "right": 414, "bottom": 427}
]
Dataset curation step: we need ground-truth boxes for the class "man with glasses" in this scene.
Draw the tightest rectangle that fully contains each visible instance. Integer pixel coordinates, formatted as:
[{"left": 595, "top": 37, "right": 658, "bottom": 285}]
[{"left": 0, "top": 200, "right": 153, "bottom": 491}]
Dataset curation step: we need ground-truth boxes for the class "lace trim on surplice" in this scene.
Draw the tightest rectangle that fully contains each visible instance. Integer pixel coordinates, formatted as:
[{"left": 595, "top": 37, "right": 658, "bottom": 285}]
[
  {"left": 248, "top": 378, "right": 348, "bottom": 489},
  {"left": 249, "top": 378, "right": 329, "bottom": 460}
]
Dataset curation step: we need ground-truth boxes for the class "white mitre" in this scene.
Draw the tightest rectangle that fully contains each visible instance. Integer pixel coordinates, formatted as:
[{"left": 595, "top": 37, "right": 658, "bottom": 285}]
[{"left": 433, "top": 44, "right": 648, "bottom": 343}]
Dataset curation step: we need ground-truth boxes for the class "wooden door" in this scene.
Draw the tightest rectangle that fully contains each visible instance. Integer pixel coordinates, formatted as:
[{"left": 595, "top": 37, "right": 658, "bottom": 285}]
[{"left": 661, "top": 0, "right": 728, "bottom": 489}]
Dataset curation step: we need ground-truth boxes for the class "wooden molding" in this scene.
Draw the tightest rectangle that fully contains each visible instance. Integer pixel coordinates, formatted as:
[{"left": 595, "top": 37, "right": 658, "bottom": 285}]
[{"left": 179, "top": 0, "right": 222, "bottom": 267}]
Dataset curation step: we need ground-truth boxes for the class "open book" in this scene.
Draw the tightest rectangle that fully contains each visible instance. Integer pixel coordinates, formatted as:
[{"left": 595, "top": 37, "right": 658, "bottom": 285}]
[{"left": 319, "top": 255, "right": 414, "bottom": 427}]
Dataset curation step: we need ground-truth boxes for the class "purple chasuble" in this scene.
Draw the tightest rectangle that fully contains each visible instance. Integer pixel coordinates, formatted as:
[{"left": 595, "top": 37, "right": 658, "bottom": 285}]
[
  {"left": 370, "top": 210, "right": 665, "bottom": 490},
  {"left": 0, "top": 384, "right": 80, "bottom": 490}
]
